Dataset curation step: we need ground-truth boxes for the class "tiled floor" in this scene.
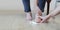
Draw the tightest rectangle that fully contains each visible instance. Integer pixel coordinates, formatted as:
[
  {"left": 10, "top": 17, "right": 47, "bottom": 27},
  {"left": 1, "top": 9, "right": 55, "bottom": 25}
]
[{"left": 0, "top": 13, "right": 60, "bottom": 30}]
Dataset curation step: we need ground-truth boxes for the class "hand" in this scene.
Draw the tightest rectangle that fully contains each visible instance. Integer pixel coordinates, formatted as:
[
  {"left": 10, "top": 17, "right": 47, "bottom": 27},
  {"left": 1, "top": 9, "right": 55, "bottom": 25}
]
[{"left": 40, "top": 16, "right": 50, "bottom": 23}]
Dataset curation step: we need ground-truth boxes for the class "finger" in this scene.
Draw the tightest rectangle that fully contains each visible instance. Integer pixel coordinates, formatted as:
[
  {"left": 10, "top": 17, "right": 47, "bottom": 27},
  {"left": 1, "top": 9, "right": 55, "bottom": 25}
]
[{"left": 40, "top": 18, "right": 47, "bottom": 23}]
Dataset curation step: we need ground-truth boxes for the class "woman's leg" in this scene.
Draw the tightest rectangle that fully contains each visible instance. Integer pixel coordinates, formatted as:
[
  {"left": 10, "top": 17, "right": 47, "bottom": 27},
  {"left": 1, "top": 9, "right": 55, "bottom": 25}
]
[
  {"left": 35, "top": 0, "right": 46, "bottom": 23},
  {"left": 22, "top": 0, "right": 32, "bottom": 20},
  {"left": 38, "top": 0, "right": 46, "bottom": 12}
]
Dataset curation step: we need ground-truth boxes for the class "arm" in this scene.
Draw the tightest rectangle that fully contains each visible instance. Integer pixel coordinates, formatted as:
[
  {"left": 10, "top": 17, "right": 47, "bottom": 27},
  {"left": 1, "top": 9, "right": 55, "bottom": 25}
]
[
  {"left": 46, "top": 9, "right": 60, "bottom": 20},
  {"left": 41, "top": 9, "right": 60, "bottom": 23},
  {"left": 49, "top": 10, "right": 60, "bottom": 17}
]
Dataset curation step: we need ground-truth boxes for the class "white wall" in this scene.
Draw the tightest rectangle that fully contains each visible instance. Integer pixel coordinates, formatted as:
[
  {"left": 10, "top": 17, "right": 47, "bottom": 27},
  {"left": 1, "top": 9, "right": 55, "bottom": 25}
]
[
  {"left": 50, "top": 0, "right": 57, "bottom": 10},
  {"left": 19, "top": 0, "right": 57, "bottom": 10},
  {"left": 0, "top": 0, "right": 57, "bottom": 10},
  {"left": 0, "top": 0, "right": 19, "bottom": 10},
  {"left": 19, "top": 0, "right": 24, "bottom": 10}
]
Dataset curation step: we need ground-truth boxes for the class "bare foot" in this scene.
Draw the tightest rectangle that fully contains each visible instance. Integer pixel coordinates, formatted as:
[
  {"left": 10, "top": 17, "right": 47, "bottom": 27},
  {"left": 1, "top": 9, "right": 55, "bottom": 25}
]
[
  {"left": 35, "top": 16, "right": 42, "bottom": 23},
  {"left": 35, "top": 10, "right": 42, "bottom": 23},
  {"left": 26, "top": 12, "right": 32, "bottom": 20}
]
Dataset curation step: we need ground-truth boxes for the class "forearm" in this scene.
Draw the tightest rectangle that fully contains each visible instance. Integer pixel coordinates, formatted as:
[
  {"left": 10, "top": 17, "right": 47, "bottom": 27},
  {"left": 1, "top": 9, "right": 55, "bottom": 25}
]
[{"left": 47, "top": 10, "right": 60, "bottom": 18}]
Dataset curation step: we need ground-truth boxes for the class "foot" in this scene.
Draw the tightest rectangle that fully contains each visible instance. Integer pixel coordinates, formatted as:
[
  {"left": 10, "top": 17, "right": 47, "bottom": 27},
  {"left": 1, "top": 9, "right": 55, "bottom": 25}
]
[
  {"left": 26, "top": 12, "right": 32, "bottom": 20},
  {"left": 35, "top": 14, "right": 42, "bottom": 23}
]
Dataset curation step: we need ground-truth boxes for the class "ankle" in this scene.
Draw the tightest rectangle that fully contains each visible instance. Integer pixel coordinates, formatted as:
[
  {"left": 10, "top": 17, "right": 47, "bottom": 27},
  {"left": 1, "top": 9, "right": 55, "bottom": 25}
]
[{"left": 26, "top": 12, "right": 32, "bottom": 17}]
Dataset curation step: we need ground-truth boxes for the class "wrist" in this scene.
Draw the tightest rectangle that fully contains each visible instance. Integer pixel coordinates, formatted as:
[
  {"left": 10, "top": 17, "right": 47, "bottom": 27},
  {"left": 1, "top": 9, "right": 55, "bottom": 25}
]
[{"left": 46, "top": 14, "right": 52, "bottom": 19}]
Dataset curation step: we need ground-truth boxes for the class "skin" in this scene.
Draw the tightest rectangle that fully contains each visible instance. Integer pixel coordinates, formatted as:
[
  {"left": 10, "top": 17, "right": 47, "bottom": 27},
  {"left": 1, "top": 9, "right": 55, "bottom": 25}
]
[
  {"left": 34, "top": 0, "right": 43, "bottom": 23},
  {"left": 35, "top": 0, "right": 51, "bottom": 23},
  {"left": 26, "top": 12, "right": 32, "bottom": 20},
  {"left": 26, "top": 0, "right": 42, "bottom": 21},
  {"left": 41, "top": 7, "right": 60, "bottom": 23}
]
